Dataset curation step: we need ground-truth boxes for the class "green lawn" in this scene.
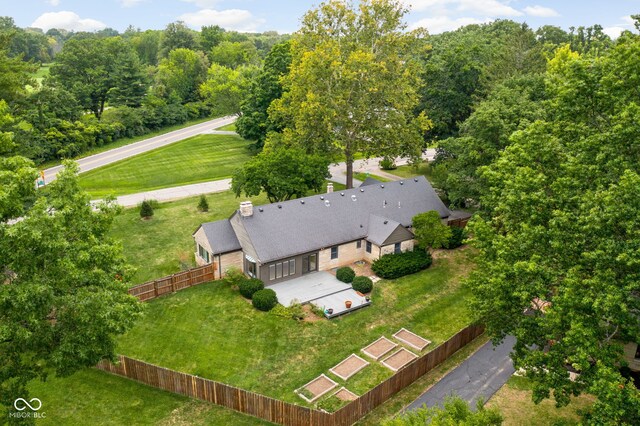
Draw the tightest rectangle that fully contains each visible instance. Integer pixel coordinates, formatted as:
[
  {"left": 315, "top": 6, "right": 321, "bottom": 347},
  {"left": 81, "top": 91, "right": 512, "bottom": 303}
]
[
  {"left": 116, "top": 248, "right": 474, "bottom": 405},
  {"left": 78, "top": 134, "right": 253, "bottom": 198},
  {"left": 40, "top": 116, "right": 221, "bottom": 169},
  {"left": 486, "top": 376, "right": 594, "bottom": 425},
  {"left": 354, "top": 172, "right": 392, "bottom": 182},
  {"left": 110, "top": 184, "right": 344, "bottom": 285},
  {"left": 389, "top": 162, "right": 434, "bottom": 181},
  {"left": 216, "top": 122, "right": 236, "bottom": 131},
  {"left": 24, "top": 369, "right": 270, "bottom": 425}
]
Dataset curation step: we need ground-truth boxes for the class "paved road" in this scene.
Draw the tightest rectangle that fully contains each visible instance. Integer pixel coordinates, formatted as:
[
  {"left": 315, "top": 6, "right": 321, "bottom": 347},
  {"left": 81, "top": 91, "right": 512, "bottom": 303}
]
[
  {"left": 406, "top": 335, "right": 516, "bottom": 412},
  {"left": 42, "top": 115, "right": 237, "bottom": 183}
]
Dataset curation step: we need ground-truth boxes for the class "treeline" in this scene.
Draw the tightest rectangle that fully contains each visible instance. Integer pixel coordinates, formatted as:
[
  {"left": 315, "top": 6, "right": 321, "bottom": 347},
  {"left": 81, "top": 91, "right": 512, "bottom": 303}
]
[{"left": 0, "top": 19, "right": 288, "bottom": 164}]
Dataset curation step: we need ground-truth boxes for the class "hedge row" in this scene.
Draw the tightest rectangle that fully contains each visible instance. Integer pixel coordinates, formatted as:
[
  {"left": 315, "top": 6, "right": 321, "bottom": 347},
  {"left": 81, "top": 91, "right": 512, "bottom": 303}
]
[{"left": 372, "top": 249, "right": 433, "bottom": 279}]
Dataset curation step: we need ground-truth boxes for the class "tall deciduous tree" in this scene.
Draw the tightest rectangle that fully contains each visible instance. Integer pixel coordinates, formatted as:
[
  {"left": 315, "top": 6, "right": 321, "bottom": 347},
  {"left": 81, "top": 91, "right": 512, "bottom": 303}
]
[
  {"left": 271, "top": 0, "right": 429, "bottom": 188},
  {"left": 50, "top": 37, "right": 147, "bottom": 119},
  {"left": 236, "top": 40, "right": 291, "bottom": 148},
  {"left": 159, "top": 21, "right": 197, "bottom": 59},
  {"left": 155, "top": 48, "right": 209, "bottom": 103},
  {"left": 467, "top": 33, "right": 640, "bottom": 423},
  {"left": 412, "top": 211, "right": 452, "bottom": 250},
  {"left": 199, "top": 64, "right": 257, "bottom": 116},
  {"left": 232, "top": 144, "right": 330, "bottom": 203},
  {"left": 0, "top": 162, "right": 143, "bottom": 418}
]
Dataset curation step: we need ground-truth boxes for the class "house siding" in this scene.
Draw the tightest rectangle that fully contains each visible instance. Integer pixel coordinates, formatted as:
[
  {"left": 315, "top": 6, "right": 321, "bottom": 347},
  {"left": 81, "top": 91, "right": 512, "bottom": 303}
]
[
  {"left": 194, "top": 227, "right": 213, "bottom": 266},
  {"left": 218, "top": 251, "right": 244, "bottom": 279},
  {"left": 380, "top": 239, "right": 414, "bottom": 256},
  {"left": 381, "top": 225, "right": 415, "bottom": 246},
  {"left": 259, "top": 252, "right": 310, "bottom": 285}
]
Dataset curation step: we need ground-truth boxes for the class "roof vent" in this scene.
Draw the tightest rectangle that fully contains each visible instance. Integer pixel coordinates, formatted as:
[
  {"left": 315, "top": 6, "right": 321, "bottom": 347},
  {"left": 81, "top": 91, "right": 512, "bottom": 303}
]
[
  {"left": 351, "top": 195, "right": 357, "bottom": 201},
  {"left": 360, "top": 224, "right": 363, "bottom": 228},
  {"left": 320, "top": 196, "right": 324, "bottom": 200},
  {"left": 300, "top": 200, "right": 305, "bottom": 204},
  {"left": 278, "top": 204, "right": 282, "bottom": 209},
  {"left": 414, "top": 178, "right": 418, "bottom": 182},
  {"left": 258, "top": 207, "right": 263, "bottom": 212},
  {"left": 340, "top": 192, "right": 345, "bottom": 196},
  {"left": 383, "top": 200, "right": 387, "bottom": 208},
  {"left": 324, "top": 200, "right": 330, "bottom": 207},
  {"left": 398, "top": 201, "right": 401, "bottom": 208},
  {"left": 380, "top": 184, "right": 385, "bottom": 188},
  {"left": 400, "top": 181, "right": 404, "bottom": 185},
  {"left": 384, "top": 220, "right": 388, "bottom": 224},
  {"left": 360, "top": 188, "right": 364, "bottom": 192}
]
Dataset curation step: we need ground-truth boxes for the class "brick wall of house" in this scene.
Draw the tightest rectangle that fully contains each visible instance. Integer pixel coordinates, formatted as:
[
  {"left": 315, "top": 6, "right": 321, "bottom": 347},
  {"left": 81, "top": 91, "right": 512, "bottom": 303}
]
[{"left": 318, "top": 240, "right": 364, "bottom": 271}]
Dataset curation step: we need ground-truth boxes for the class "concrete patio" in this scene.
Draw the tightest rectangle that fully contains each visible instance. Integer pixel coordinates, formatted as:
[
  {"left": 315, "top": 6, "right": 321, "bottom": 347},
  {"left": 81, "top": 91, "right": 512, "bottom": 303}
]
[{"left": 268, "top": 271, "right": 351, "bottom": 307}]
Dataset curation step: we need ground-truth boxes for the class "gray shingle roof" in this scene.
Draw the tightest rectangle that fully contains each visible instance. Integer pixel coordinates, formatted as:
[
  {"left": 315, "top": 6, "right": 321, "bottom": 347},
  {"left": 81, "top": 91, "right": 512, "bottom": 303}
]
[
  {"left": 366, "top": 215, "right": 402, "bottom": 246},
  {"left": 226, "top": 176, "right": 449, "bottom": 263},
  {"left": 360, "top": 176, "right": 382, "bottom": 187},
  {"left": 199, "top": 219, "right": 241, "bottom": 255}
]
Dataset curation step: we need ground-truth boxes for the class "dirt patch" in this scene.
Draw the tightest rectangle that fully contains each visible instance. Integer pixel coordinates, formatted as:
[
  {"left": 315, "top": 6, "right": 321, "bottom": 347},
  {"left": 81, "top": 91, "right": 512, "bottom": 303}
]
[
  {"left": 302, "top": 304, "right": 323, "bottom": 322},
  {"left": 381, "top": 348, "right": 418, "bottom": 371},
  {"left": 393, "top": 328, "right": 431, "bottom": 351},
  {"left": 297, "top": 374, "right": 338, "bottom": 402},
  {"left": 334, "top": 387, "right": 358, "bottom": 401},
  {"left": 157, "top": 401, "right": 209, "bottom": 426},
  {"left": 329, "top": 354, "right": 369, "bottom": 380},
  {"left": 362, "top": 336, "right": 398, "bottom": 360}
]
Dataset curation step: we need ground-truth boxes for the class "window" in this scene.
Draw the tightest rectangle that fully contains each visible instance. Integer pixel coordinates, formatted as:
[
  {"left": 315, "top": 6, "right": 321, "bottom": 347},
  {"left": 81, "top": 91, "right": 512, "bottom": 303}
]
[
  {"left": 366, "top": 241, "right": 372, "bottom": 253},
  {"left": 289, "top": 259, "right": 295, "bottom": 275},
  {"left": 247, "top": 261, "right": 256, "bottom": 278},
  {"left": 394, "top": 242, "right": 401, "bottom": 254},
  {"left": 283, "top": 260, "right": 289, "bottom": 277},
  {"left": 269, "top": 264, "right": 276, "bottom": 280},
  {"left": 198, "top": 244, "right": 210, "bottom": 263},
  {"left": 356, "top": 240, "right": 362, "bottom": 249},
  {"left": 276, "top": 262, "right": 282, "bottom": 279},
  {"left": 331, "top": 246, "right": 339, "bottom": 260}
]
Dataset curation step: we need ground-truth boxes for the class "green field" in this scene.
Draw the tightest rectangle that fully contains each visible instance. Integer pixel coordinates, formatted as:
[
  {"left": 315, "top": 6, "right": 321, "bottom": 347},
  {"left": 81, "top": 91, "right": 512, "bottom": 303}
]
[
  {"left": 354, "top": 172, "right": 392, "bottom": 182},
  {"left": 216, "top": 122, "right": 237, "bottom": 131},
  {"left": 116, "top": 248, "right": 474, "bottom": 404},
  {"left": 389, "top": 162, "right": 433, "bottom": 180},
  {"left": 25, "top": 369, "right": 270, "bottom": 425},
  {"left": 78, "top": 134, "right": 252, "bottom": 198}
]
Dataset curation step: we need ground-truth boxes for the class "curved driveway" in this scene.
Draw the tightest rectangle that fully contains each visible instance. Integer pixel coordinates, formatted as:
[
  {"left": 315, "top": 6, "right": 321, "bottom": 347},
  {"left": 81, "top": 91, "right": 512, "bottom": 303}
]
[{"left": 42, "top": 115, "right": 237, "bottom": 183}]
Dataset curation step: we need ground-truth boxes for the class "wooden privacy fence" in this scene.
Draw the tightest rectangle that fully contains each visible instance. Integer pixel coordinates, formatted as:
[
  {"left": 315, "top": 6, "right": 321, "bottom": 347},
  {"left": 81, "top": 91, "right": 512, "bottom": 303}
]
[
  {"left": 96, "top": 324, "right": 484, "bottom": 426},
  {"left": 127, "top": 263, "right": 215, "bottom": 302}
]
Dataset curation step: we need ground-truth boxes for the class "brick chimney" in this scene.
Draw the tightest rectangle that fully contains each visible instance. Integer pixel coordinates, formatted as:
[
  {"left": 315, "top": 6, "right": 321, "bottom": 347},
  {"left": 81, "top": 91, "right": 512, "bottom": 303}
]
[
  {"left": 327, "top": 183, "right": 334, "bottom": 193},
  {"left": 239, "top": 201, "right": 253, "bottom": 217}
]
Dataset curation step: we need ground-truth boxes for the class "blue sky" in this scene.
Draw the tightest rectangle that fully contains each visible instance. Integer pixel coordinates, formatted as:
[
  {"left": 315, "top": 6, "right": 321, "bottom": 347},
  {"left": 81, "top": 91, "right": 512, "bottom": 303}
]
[{"left": 3, "top": 0, "right": 638, "bottom": 37}]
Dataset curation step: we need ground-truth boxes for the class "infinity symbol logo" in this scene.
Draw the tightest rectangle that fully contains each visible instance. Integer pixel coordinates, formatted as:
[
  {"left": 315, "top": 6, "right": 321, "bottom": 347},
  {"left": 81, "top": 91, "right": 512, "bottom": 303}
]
[{"left": 13, "top": 398, "right": 42, "bottom": 411}]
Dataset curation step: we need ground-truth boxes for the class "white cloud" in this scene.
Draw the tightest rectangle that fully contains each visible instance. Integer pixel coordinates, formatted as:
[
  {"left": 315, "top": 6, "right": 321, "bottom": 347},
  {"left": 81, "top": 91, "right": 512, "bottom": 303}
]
[
  {"left": 178, "top": 9, "right": 265, "bottom": 32},
  {"left": 410, "top": 16, "right": 490, "bottom": 33},
  {"left": 523, "top": 5, "right": 559, "bottom": 18},
  {"left": 46, "top": 0, "right": 61, "bottom": 6},
  {"left": 603, "top": 26, "right": 626, "bottom": 39},
  {"left": 31, "top": 11, "right": 107, "bottom": 32},
  {"left": 119, "top": 0, "right": 147, "bottom": 7},
  {"left": 403, "top": 0, "right": 522, "bottom": 17},
  {"left": 621, "top": 15, "right": 635, "bottom": 26},
  {"left": 181, "top": 0, "right": 220, "bottom": 7}
]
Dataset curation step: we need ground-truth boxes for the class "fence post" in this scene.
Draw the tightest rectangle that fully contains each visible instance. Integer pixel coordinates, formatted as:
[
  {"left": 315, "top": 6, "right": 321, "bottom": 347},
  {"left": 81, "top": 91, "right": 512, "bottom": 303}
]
[
  {"left": 171, "top": 274, "right": 176, "bottom": 293},
  {"left": 153, "top": 280, "right": 159, "bottom": 298}
]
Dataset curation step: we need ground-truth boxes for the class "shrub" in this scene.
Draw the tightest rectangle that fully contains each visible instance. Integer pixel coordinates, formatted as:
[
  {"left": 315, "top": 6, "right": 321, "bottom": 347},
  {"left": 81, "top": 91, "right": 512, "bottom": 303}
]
[
  {"left": 252, "top": 289, "right": 278, "bottom": 311},
  {"left": 139, "top": 200, "right": 154, "bottom": 218},
  {"left": 223, "top": 267, "right": 245, "bottom": 287},
  {"left": 270, "top": 303, "right": 305, "bottom": 320},
  {"left": 372, "top": 249, "right": 432, "bottom": 279},
  {"left": 352, "top": 276, "right": 373, "bottom": 293},
  {"left": 445, "top": 227, "right": 467, "bottom": 249},
  {"left": 379, "top": 156, "right": 397, "bottom": 170},
  {"left": 239, "top": 278, "right": 264, "bottom": 299},
  {"left": 197, "top": 195, "right": 209, "bottom": 212},
  {"left": 336, "top": 266, "right": 356, "bottom": 283}
]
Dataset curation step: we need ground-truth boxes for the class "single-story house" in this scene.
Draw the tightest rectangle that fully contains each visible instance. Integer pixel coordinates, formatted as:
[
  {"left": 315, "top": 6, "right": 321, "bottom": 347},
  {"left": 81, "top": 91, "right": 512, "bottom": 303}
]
[{"left": 193, "top": 176, "right": 470, "bottom": 282}]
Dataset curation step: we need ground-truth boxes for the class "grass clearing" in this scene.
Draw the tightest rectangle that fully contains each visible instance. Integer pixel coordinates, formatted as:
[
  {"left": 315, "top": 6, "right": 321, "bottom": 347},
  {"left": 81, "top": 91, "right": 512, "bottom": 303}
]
[
  {"left": 353, "top": 172, "right": 392, "bottom": 183},
  {"left": 216, "top": 122, "right": 236, "bottom": 131},
  {"left": 486, "top": 376, "right": 594, "bottom": 425},
  {"left": 40, "top": 117, "right": 220, "bottom": 169},
  {"left": 116, "top": 247, "right": 475, "bottom": 405},
  {"left": 78, "top": 134, "right": 252, "bottom": 197},
  {"left": 24, "top": 369, "right": 270, "bottom": 425},
  {"left": 390, "top": 162, "right": 434, "bottom": 181}
]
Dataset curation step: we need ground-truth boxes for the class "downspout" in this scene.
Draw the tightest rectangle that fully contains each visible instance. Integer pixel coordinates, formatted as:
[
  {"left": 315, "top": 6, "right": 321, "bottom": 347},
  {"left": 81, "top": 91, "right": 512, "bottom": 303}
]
[{"left": 217, "top": 254, "right": 222, "bottom": 280}]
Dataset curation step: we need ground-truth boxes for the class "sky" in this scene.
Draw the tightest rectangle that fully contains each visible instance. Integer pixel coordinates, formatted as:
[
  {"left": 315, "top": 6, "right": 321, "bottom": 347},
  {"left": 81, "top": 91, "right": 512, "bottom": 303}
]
[{"left": 1, "top": 0, "right": 637, "bottom": 38}]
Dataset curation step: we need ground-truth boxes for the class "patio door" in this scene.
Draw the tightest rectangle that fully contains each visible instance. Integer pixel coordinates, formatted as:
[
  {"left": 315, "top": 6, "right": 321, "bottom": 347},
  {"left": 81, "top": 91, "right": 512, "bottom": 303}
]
[{"left": 302, "top": 253, "right": 318, "bottom": 274}]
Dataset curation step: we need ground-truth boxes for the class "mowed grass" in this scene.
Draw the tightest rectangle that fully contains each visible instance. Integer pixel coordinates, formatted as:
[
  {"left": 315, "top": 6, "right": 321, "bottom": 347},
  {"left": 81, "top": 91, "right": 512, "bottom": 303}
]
[
  {"left": 353, "top": 172, "right": 392, "bottom": 182},
  {"left": 110, "top": 183, "right": 344, "bottom": 285},
  {"left": 486, "top": 376, "right": 594, "bottom": 425},
  {"left": 78, "top": 133, "right": 252, "bottom": 197},
  {"left": 25, "top": 369, "right": 271, "bottom": 425},
  {"left": 390, "top": 161, "right": 433, "bottom": 181},
  {"left": 116, "top": 248, "right": 474, "bottom": 404},
  {"left": 216, "top": 122, "right": 236, "bottom": 131}
]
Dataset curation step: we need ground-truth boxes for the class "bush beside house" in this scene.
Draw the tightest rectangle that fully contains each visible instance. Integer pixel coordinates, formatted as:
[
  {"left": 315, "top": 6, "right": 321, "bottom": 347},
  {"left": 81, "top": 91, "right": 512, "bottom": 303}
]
[
  {"left": 239, "top": 278, "right": 264, "bottom": 299},
  {"left": 252, "top": 289, "right": 278, "bottom": 311},
  {"left": 352, "top": 276, "right": 373, "bottom": 293},
  {"left": 372, "top": 250, "right": 433, "bottom": 279},
  {"left": 445, "top": 227, "right": 467, "bottom": 249},
  {"left": 336, "top": 266, "right": 356, "bottom": 283}
]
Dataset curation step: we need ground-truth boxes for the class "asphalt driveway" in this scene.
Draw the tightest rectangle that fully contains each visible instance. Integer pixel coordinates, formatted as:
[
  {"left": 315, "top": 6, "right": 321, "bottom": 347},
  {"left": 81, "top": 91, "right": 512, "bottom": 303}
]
[{"left": 406, "top": 335, "right": 516, "bottom": 412}]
